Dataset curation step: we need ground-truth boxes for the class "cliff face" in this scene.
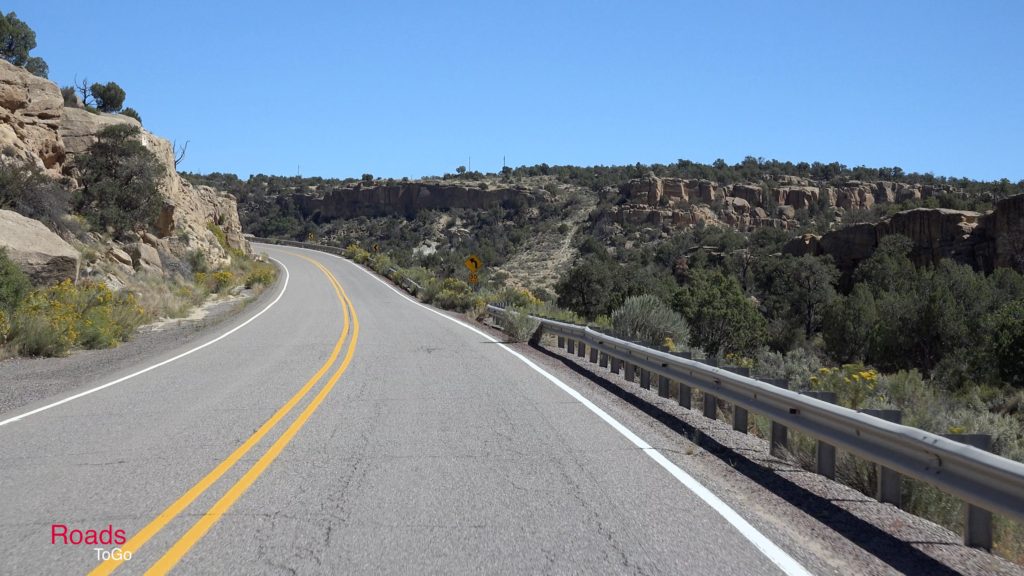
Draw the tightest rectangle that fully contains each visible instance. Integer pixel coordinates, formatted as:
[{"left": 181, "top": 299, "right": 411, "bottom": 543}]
[
  {"left": 0, "top": 58, "right": 248, "bottom": 284},
  {"left": 290, "top": 181, "right": 531, "bottom": 220},
  {"left": 612, "top": 174, "right": 958, "bottom": 233},
  {"left": 783, "top": 196, "right": 1024, "bottom": 277},
  {"left": 0, "top": 60, "right": 65, "bottom": 173}
]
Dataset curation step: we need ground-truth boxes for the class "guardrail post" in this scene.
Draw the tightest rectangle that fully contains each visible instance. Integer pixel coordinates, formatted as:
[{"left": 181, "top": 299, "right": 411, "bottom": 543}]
[
  {"left": 862, "top": 409, "right": 903, "bottom": 506},
  {"left": 671, "top": 352, "right": 692, "bottom": 408},
  {"left": 640, "top": 369, "right": 651, "bottom": 390},
  {"left": 804, "top": 391, "right": 838, "bottom": 478},
  {"left": 567, "top": 339, "right": 575, "bottom": 354},
  {"left": 765, "top": 378, "right": 789, "bottom": 458},
  {"left": 657, "top": 373, "right": 670, "bottom": 398},
  {"left": 624, "top": 361, "right": 635, "bottom": 382},
  {"left": 589, "top": 346, "right": 598, "bottom": 363},
  {"left": 723, "top": 366, "right": 750, "bottom": 433},
  {"left": 611, "top": 357, "right": 621, "bottom": 374},
  {"left": 577, "top": 342, "right": 587, "bottom": 358},
  {"left": 557, "top": 336, "right": 565, "bottom": 349},
  {"left": 945, "top": 434, "right": 994, "bottom": 550},
  {"left": 702, "top": 358, "right": 719, "bottom": 420},
  {"left": 599, "top": 352, "right": 608, "bottom": 368}
]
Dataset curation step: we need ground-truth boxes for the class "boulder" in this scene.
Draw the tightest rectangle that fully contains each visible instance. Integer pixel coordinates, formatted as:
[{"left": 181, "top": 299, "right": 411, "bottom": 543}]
[
  {"left": 0, "top": 60, "right": 65, "bottom": 173},
  {"left": 128, "top": 242, "right": 162, "bottom": 273},
  {"left": 107, "top": 246, "right": 133, "bottom": 267},
  {"left": 0, "top": 209, "right": 79, "bottom": 284}
]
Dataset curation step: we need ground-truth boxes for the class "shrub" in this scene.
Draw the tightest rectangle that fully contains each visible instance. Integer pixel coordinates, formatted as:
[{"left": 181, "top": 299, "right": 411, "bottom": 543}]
[
  {"left": 9, "top": 280, "right": 143, "bottom": 356},
  {"left": 753, "top": 347, "right": 822, "bottom": 387},
  {"left": 120, "top": 107, "right": 141, "bottom": 124},
  {"left": 344, "top": 243, "right": 371, "bottom": 264},
  {"left": 90, "top": 81, "right": 126, "bottom": 113},
  {"left": 610, "top": 294, "right": 688, "bottom": 348},
  {"left": 0, "top": 248, "right": 31, "bottom": 312},
  {"left": 61, "top": 86, "right": 77, "bottom": 106},
  {"left": 211, "top": 271, "right": 234, "bottom": 293},
  {"left": 497, "top": 307, "right": 540, "bottom": 342},
  {"left": 986, "top": 299, "right": 1024, "bottom": 388},
  {"left": 244, "top": 262, "right": 276, "bottom": 289},
  {"left": 75, "top": 124, "right": 163, "bottom": 239},
  {"left": 0, "top": 162, "right": 70, "bottom": 228}
]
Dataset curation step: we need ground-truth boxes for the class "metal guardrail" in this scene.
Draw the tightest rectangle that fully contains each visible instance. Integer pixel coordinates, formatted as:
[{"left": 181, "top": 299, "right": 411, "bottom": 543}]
[
  {"left": 488, "top": 305, "right": 1024, "bottom": 549},
  {"left": 251, "top": 237, "right": 1024, "bottom": 549}
]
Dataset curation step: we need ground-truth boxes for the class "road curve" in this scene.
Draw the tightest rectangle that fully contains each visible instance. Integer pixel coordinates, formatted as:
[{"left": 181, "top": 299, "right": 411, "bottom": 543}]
[{"left": 0, "top": 245, "right": 812, "bottom": 575}]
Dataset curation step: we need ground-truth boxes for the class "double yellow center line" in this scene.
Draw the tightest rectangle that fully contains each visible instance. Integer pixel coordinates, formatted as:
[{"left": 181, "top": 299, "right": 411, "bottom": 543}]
[{"left": 91, "top": 254, "right": 358, "bottom": 576}]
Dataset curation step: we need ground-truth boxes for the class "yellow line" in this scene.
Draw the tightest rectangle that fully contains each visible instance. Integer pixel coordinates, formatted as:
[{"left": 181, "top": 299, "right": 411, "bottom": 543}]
[
  {"left": 144, "top": 262, "right": 359, "bottom": 574},
  {"left": 89, "top": 254, "right": 349, "bottom": 576}
]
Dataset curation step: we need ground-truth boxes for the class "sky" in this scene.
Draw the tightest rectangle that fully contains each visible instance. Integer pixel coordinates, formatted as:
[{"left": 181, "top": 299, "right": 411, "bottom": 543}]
[{"left": 9, "top": 1, "right": 1024, "bottom": 181}]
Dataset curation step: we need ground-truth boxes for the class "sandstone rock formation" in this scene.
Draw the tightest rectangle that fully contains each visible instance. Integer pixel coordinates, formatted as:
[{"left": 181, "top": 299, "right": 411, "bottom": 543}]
[
  {"left": 0, "top": 209, "right": 79, "bottom": 284},
  {"left": 59, "top": 107, "right": 248, "bottom": 267},
  {"left": 0, "top": 59, "right": 249, "bottom": 286},
  {"left": 291, "top": 181, "right": 529, "bottom": 221},
  {"left": 0, "top": 60, "right": 65, "bottom": 174},
  {"left": 781, "top": 197, "right": 1024, "bottom": 277}
]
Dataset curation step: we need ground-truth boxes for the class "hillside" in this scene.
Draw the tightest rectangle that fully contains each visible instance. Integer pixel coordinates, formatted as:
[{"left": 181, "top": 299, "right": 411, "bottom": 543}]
[{"left": 0, "top": 58, "right": 270, "bottom": 358}]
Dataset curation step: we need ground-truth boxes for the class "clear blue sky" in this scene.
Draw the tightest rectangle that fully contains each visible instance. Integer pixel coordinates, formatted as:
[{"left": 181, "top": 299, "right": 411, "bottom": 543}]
[{"left": 10, "top": 1, "right": 1024, "bottom": 181}]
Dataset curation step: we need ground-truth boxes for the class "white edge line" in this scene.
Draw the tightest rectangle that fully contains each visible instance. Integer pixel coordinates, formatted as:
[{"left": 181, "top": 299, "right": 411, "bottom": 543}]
[
  {"left": 301, "top": 245, "right": 813, "bottom": 576},
  {"left": 0, "top": 258, "right": 291, "bottom": 428}
]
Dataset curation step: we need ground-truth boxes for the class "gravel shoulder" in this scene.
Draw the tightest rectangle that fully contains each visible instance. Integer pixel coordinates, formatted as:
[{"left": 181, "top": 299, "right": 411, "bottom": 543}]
[{"left": 0, "top": 285, "right": 277, "bottom": 419}]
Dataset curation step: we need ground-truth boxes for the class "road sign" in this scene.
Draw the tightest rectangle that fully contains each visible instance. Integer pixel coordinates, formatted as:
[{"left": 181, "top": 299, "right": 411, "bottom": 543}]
[
  {"left": 372, "top": 243, "right": 381, "bottom": 253},
  {"left": 468, "top": 272, "right": 479, "bottom": 285},
  {"left": 464, "top": 255, "right": 483, "bottom": 272}
]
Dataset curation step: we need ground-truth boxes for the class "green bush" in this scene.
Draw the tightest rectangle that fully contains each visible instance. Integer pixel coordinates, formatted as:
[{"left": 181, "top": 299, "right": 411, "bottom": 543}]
[
  {"left": 90, "top": 81, "right": 126, "bottom": 113},
  {"left": 986, "top": 300, "right": 1024, "bottom": 387},
  {"left": 10, "top": 279, "right": 144, "bottom": 356},
  {"left": 75, "top": 124, "right": 163, "bottom": 239},
  {"left": 497, "top": 307, "right": 540, "bottom": 342},
  {"left": 610, "top": 294, "right": 688, "bottom": 349},
  {"left": 0, "top": 248, "right": 31, "bottom": 313},
  {"left": 244, "top": 262, "right": 276, "bottom": 289}
]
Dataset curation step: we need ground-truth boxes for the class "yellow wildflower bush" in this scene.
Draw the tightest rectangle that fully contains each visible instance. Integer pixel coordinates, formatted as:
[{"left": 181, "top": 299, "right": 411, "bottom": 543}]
[{"left": 10, "top": 280, "right": 145, "bottom": 356}]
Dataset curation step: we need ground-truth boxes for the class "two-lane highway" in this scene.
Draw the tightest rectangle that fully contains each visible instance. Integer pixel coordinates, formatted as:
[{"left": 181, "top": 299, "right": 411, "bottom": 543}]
[{"left": 0, "top": 245, "right": 814, "bottom": 575}]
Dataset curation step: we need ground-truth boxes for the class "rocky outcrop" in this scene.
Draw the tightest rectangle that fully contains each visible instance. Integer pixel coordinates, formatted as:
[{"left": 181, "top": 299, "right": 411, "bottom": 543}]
[
  {"left": 291, "top": 181, "right": 530, "bottom": 220},
  {"left": 0, "top": 209, "right": 79, "bottom": 284},
  {"left": 782, "top": 197, "right": 1024, "bottom": 277},
  {"left": 59, "top": 108, "right": 248, "bottom": 267},
  {"left": 0, "top": 60, "right": 65, "bottom": 173}
]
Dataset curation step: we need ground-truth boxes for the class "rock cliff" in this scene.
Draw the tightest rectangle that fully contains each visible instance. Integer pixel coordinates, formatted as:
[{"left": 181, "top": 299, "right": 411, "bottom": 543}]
[
  {"left": 0, "top": 60, "right": 248, "bottom": 283},
  {"left": 0, "top": 60, "right": 64, "bottom": 174},
  {"left": 290, "top": 181, "right": 533, "bottom": 220},
  {"left": 782, "top": 196, "right": 1024, "bottom": 276}
]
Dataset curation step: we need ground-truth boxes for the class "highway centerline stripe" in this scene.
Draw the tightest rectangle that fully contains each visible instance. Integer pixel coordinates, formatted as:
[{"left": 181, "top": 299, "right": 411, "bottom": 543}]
[
  {"left": 0, "top": 258, "right": 291, "bottom": 428},
  {"left": 143, "top": 260, "right": 359, "bottom": 575},
  {"left": 90, "top": 254, "right": 349, "bottom": 576}
]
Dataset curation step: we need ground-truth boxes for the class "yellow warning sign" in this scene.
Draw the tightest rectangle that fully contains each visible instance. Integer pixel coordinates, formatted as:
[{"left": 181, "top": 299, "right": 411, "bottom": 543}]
[
  {"left": 468, "top": 272, "right": 479, "bottom": 285},
  {"left": 464, "top": 255, "right": 483, "bottom": 272}
]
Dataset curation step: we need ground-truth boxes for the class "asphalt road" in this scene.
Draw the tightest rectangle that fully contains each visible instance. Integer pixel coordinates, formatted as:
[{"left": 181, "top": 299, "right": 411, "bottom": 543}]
[{"left": 0, "top": 245, "right": 814, "bottom": 575}]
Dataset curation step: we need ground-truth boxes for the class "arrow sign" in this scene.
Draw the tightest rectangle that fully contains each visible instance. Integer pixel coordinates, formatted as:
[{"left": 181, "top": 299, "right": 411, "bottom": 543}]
[{"left": 464, "top": 255, "right": 483, "bottom": 272}]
